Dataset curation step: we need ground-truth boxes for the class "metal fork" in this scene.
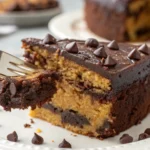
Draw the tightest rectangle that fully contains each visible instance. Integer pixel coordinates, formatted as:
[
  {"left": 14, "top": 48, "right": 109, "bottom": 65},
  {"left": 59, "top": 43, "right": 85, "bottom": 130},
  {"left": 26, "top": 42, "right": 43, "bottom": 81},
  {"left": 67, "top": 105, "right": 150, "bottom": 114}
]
[{"left": 0, "top": 51, "right": 37, "bottom": 77}]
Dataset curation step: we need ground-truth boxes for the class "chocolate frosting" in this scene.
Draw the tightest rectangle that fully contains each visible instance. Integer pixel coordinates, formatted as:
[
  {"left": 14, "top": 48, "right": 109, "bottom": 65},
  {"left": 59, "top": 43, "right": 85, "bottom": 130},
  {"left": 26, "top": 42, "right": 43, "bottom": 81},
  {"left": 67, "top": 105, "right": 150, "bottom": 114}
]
[{"left": 22, "top": 38, "right": 150, "bottom": 93}]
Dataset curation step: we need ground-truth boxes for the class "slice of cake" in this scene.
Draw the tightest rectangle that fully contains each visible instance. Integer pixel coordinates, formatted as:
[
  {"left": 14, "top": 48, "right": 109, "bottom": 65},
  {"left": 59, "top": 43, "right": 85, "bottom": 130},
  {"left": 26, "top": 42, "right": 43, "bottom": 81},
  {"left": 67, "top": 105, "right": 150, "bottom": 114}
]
[
  {"left": 22, "top": 34, "right": 150, "bottom": 139},
  {"left": 0, "top": 70, "right": 58, "bottom": 111},
  {"left": 85, "top": 0, "right": 150, "bottom": 42}
]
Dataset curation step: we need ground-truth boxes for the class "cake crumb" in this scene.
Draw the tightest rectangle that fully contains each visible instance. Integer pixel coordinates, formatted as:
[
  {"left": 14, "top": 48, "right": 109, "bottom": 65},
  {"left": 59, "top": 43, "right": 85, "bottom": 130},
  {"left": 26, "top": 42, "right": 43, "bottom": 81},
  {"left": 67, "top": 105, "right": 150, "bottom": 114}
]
[
  {"left": 30, "top": 119, "right": 35, "bottom": 124},
  {"left": 52, "top": 140, "right": 55, "bottom": 142},
  {"left": 71, "top": 133, "right": 77, "bottom": 137},
  {"left": 36, "top": 128, "right": 42, "bottom": 133},
  {"left": 24, "top": 123, "right": 31, "bottom": 128}
]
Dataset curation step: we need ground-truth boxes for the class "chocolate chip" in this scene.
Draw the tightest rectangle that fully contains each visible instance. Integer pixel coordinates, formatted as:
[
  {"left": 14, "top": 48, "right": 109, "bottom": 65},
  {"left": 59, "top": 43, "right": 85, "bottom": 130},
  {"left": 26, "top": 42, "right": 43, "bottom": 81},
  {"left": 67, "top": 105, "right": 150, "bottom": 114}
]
[
  {"left": 145, "top": 128, "right": 150, "bottom": 135},
  {"left": 30, "top": 119, "right": 35, "bottom": 124},
  {"left": 128, "top": 49, "right": 141, "bottom": 60},
  {"left": 24, "top": 123, "right": 31, "bottom": 128},
  {"left": 43, "top": 34, "right": 56, "bottom": 44},
  {"left": 138, "top": 44, "right": 149, "bottom": 55},
  {"left": 120, "top": 134, "right": 133, "bottom": 144},
  {"left": 32, "top": 133, "right": 44, "bottom": 145},
  {"left": 9, "top": 83, "right": 17, "bottom": 96},
  {"left": 7, "top": 131, "right": 18, "bottom": 142},
  {"left": 104, "top": 56, "right": 117, "bottom": 67},
  {"left": 107, "top": 40, "right": 119, "bottom": 50},
  {"left": 93, "top": 47, "right": 107, "bottom": 58},
  {"left": 58, "top": 139, "right": 72, "bottom": 148},
  {"left": 85, "top": 38, "right": 99, "bottom": 48},
  {"left": 138, "top": 133, "right": 150, "bottom": 140},
  {"left": 65, "top": 42, "right": 79, "bottom": 54}
]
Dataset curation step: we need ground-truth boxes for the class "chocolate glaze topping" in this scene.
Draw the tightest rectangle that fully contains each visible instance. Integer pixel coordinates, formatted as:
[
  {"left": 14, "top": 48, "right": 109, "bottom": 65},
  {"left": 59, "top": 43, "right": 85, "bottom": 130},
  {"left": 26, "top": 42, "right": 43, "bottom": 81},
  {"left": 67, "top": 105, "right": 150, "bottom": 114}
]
[{"left": 22, "top": 37, "right": 150, "bottom": 93}]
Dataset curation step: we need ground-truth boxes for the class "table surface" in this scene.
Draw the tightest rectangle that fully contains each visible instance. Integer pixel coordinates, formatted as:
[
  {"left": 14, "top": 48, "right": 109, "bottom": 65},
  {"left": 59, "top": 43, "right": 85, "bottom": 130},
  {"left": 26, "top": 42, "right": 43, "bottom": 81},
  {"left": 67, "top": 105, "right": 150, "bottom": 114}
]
[{"left": 0, "top": 0, "right": 83, "bottom": 56}]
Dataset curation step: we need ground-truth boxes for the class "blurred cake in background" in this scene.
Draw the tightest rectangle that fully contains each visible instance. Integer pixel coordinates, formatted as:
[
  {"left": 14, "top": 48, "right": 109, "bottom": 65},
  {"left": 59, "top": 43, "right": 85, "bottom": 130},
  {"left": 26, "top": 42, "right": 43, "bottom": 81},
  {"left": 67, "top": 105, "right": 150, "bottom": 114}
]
[
  {"left": 85, "top": 0, "right": 150, "bottom": 42},
  {"left": 0, "top": 0, "right": 58, "bottom": 13}
]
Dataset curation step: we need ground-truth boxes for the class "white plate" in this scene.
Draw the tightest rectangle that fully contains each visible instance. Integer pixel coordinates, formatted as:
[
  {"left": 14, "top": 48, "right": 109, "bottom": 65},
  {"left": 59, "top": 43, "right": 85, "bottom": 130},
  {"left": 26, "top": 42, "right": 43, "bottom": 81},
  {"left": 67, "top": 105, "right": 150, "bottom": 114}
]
[
  {"left": 0, "top": 107, "right": 149, "bottom": 150},
  {"left": 0, "top": 7, "right": 61, "bottom": 27},
  {"left": 49, "top": 10, "right": 150, "bottom": 46}
]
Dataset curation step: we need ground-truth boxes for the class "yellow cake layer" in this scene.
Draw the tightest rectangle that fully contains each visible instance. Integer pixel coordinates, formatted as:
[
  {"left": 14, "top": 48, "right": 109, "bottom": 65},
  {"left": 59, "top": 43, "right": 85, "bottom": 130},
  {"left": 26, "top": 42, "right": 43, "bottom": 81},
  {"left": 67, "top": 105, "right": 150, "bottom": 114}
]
[
  {"left": 23, "top": 45, "right": 111, "bottom": 94},
  {"left": 30, "top": 79, "right": 113, "bottom": 137}
]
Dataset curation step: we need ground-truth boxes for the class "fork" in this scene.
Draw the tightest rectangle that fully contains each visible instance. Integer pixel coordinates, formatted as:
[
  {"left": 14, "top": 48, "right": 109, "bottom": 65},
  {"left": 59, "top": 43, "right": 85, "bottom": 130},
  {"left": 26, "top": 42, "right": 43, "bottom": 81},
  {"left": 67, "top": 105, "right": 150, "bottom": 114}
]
[{"left": 0, "top": 50, "right": 37, "bottom": 77}]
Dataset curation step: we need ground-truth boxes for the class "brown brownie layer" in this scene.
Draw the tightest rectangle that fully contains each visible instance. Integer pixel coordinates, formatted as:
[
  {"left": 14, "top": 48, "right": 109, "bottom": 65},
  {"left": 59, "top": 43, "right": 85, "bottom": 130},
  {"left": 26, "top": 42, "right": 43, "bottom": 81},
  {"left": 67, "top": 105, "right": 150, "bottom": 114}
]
[
  {"left": 0, "top": 70, "right": 58, "bottom": 111},
  {"left": 85, "top": 0, "right": 150, "bottom": 41}
]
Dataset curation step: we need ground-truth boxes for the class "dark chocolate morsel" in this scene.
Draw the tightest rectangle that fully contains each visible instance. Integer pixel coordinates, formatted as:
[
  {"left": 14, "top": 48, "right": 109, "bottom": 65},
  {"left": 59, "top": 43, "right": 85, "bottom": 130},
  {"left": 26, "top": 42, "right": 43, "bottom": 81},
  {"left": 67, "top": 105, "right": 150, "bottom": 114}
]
[
  {"left": 43, "top": 34, "right": 56, "bottom": 44},
  {"left": 32, "top": 133, "right": 44, "bottom": 145},
  {"left": 93, "top": 47, "right": 107, "bottom": 58},
  {"left": 61, "top": 110, "right": 90, "bottom": 128},
  {"left": 138, "top": 133, "right": 150, "bottom": 140},
  {"left": 9, "top": 83, "right": 17, "bottom": 96},
  {"left": 120, "top": 134, "right": 133, "bottom": 144},
  {"left": 30, "top": 119, "right": 35, "bottom": 124},
  {"left": 24, "top": 123, "right": 31, "bottom": 128},
  {"left": 138, "top": 44, "right": 149, "bottom": 55},
  {"left": 7, "top": 131, "right": 18, "bottom": 142},
  {"left": 85, "top": 38, "right": 99, "bottom": 48},
  {"left": 128, "top": 49, "right": 141, "bottom": 60},
  {"left": 107, "top": 40, "right": 119, "bottom": 50},
  {"left": 145, "top": 128, "right": 150, "bottom": 135},
  {"left": 58, "top": 139, "right": 72, "bottom": 148},
  {"left": 65, "top": 42, "right": 79, "bottom": 54},
  {"left": 104, "top": 56, "right": 117, "bottom": 67}
]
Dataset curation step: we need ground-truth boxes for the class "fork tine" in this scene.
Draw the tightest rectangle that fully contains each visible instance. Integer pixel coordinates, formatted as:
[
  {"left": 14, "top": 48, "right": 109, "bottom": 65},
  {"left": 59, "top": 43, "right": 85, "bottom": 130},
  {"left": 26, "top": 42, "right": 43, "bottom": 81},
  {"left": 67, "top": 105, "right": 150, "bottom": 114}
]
[
  {"left": 7, "top": 68, "right": 28, "bottom": 76},
  {"left": 0, "top": 51, "right": 37, "bottom": 77},
  {"left": 9, "top": 61, "right": 35, "bottom": 74}
]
